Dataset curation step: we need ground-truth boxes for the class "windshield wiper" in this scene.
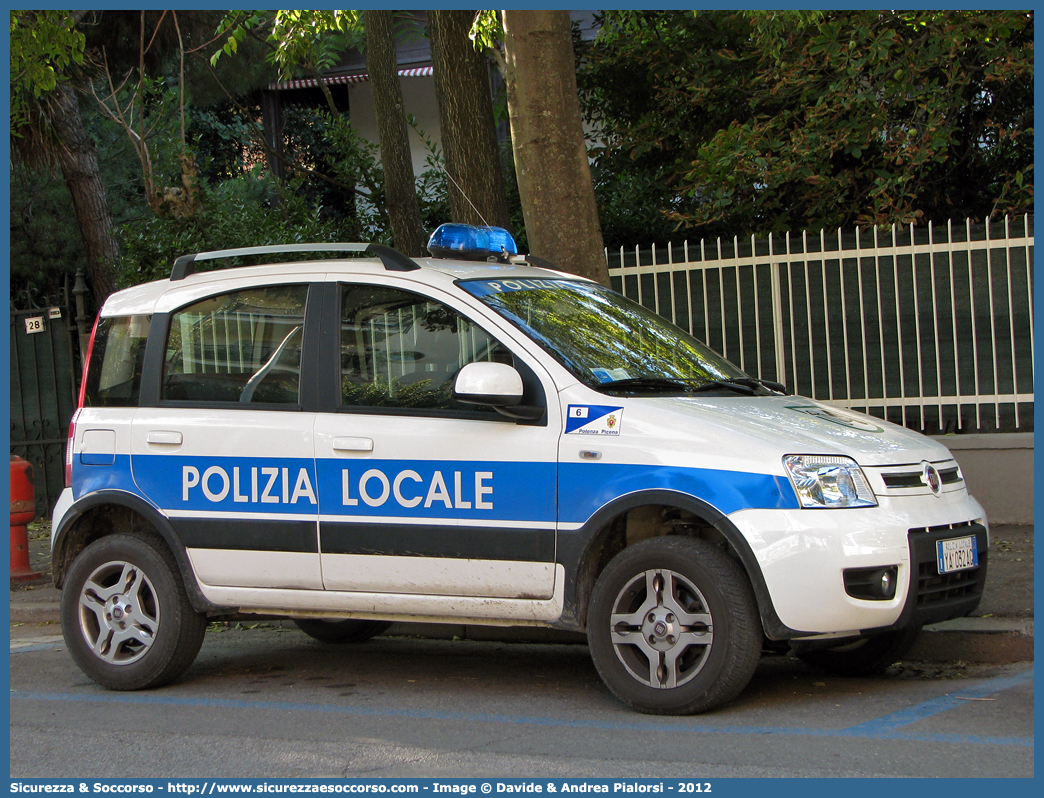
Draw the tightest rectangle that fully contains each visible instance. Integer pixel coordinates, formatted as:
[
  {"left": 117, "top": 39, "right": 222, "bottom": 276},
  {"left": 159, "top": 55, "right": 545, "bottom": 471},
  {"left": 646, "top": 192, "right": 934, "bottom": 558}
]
[
  {"left": 599, "top": 377, "right": 760, "bottom": 396},
  {"left": 722, "top": 376, "right": 788, "bottom": 395},
  {"left": 598, "top": 377, "right": 694, "bottom": 393},
  {"left": 597, "top": 378, "right": 693, "bottom": 394},
  {"left": 685, "top": 379, "right": 757, "bottom": 395},
  {"left": 598, "top": 376, "right": 785, "bottom": 396}
]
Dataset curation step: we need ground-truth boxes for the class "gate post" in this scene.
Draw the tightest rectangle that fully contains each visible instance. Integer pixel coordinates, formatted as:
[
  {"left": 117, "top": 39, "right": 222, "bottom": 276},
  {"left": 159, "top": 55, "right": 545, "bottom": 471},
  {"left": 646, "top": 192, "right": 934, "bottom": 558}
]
[
  {"left": 72, "top": 268, "right": 91, "bottom": 372},
  {"left": 770, "top": 261, "right": 788, "bottom": 385}
]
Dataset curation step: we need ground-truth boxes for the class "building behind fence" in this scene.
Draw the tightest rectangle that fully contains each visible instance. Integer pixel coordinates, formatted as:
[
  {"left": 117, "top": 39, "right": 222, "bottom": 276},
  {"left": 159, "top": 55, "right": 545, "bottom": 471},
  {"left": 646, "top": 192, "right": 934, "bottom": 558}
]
[{"left": 608, "top": 215, "right": 1034, "bottom": 435}]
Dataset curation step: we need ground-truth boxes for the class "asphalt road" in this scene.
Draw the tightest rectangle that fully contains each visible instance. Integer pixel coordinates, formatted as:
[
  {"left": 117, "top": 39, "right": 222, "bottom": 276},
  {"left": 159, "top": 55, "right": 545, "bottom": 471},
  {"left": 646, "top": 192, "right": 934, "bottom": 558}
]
[{"left": 9, "top": 625, "right": 1034, "bottom": 779}]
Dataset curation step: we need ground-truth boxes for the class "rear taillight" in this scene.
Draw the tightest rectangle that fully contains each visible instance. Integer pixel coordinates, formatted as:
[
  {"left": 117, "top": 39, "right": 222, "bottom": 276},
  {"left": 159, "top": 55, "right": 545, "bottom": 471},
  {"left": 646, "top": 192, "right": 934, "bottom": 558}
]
[
  {"left": 64, "top": 408, "right": 81, "bottom": 489},
  {"left": 66, "top": 315, "right": 100, "bottom": 489},
  {"left": 76, "top": 315, "right": 100, "bottom": 409}
]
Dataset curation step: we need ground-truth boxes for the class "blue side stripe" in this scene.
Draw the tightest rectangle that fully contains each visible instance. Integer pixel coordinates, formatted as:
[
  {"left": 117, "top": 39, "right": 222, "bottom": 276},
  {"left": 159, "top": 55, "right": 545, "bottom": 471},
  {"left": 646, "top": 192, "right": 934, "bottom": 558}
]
[
  {"left": 559, "top": 462, "right": 798, "bottom": 523},
  {"left": 77, "top": 454, "right": 797, "bottom": 527},
  {"left": 132, "top": 454, "right": 322, "bottom": 517},
  {"left": 73, "top": 454, "right": 145, "bottom": 500}
]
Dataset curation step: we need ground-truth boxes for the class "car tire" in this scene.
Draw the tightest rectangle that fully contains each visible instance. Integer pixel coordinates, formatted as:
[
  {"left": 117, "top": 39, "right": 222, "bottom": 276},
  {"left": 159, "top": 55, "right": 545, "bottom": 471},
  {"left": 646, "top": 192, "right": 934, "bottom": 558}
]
[
  {"left": 61, "top": 532, "right": 207, "bottom": 690},
  {"left": 794, "top": 626, "right": 923, "bottom": 677},
  {"left": 587, "top": 536, "right": 762, "bottom": 715},
  {"left": 293, "top": 618, "right": 393, "bottom": 644}
]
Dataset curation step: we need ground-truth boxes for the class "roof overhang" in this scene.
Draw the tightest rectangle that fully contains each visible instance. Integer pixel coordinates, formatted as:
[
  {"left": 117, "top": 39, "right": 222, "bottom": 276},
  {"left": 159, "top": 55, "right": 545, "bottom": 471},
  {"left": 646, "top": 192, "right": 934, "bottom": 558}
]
[{"left": 269, "top": 66, "right": 433, "bottom": 91}]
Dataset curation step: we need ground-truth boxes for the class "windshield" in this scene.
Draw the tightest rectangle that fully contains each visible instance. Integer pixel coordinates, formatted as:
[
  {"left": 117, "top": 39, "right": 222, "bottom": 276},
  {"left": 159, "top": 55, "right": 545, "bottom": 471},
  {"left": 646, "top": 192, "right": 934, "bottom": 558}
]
[{"left": 459, "top": 278, "right": 747, "bottom": 392}]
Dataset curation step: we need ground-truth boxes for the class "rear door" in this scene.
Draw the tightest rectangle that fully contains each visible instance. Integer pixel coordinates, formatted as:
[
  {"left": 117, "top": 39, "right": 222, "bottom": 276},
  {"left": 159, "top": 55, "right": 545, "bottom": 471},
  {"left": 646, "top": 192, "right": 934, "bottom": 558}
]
[
  {"left": 313, "top": 280, "right": 561, "bottom": 599},
  {"left": 130, "top": 282, "right": 323, "bottom": 590}
]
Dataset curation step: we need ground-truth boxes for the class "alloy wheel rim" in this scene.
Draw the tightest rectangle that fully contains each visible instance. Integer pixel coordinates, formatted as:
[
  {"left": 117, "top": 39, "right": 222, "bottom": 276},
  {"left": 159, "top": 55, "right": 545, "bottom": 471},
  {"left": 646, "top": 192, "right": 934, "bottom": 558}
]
[
  {"left": 608, "top": 568, "right": 713, "bottom": 689},
  {"left": 77, "top": 560, "right": 159, "bottom": 665}
]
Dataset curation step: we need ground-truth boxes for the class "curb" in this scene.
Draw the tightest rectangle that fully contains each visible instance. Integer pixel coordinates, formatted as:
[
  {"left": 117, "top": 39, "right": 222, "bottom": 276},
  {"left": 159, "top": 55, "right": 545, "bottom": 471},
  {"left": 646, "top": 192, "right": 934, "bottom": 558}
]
[
  {"left": 11, "top": 588, "right": 1033, "bottom": 663},
  {"left": 909, "top": 618, "right": 1035, "bottom": 664},
  {"left": 10, "top": 600, "right": 61, "bottom": 625}
]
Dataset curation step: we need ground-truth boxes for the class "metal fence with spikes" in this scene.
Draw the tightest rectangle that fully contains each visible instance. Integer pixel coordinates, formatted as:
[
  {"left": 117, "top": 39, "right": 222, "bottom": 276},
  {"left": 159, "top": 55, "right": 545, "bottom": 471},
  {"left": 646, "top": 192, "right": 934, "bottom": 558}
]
[{"left": 607, "top": 215, "right": 1034, "bottom": 434}]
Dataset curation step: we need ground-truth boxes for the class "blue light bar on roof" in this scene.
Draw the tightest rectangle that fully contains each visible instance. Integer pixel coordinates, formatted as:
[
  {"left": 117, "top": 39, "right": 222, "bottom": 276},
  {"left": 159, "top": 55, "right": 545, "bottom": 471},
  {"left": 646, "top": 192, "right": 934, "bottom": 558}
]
[{"left": 427, "top": 223, "right": 519, "bottom": 262}]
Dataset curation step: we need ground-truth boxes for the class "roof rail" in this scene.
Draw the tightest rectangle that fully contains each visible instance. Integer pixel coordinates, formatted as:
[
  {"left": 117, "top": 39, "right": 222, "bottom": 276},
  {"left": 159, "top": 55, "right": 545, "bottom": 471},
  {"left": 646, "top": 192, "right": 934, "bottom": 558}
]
[
  {"left": 365, "top": 243, "right": 422, "bottom": 272},
  {"left": 169, "top": 242, "right": 420, "bottom": 281}
]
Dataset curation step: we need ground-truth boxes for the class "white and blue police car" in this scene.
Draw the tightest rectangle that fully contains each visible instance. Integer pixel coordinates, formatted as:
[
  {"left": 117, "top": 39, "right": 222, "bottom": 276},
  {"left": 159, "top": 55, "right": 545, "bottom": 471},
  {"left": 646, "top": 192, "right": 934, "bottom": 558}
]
[{"left": 53, "top": 224, "right": 987, "bottom": 714}]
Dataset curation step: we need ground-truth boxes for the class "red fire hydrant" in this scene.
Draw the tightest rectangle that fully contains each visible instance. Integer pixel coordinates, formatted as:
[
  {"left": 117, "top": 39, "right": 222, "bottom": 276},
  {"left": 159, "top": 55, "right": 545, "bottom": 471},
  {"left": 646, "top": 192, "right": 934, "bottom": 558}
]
[{"left": 10, "top": 455, "right": 41, "bottom": 582}]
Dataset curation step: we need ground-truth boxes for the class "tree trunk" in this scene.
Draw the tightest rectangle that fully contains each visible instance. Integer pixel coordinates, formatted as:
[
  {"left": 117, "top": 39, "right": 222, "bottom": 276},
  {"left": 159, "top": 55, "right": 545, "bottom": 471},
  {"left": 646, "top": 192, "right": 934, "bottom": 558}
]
[
  {"left": 364, "top": 10, "right": 428, "bottom": 257},
  {"left": 501, "top": 10, "right": 607, "bottom": 284},
  {"left": 50, "top": 82, "right": 119, "bottom": 302},
  {"left": 428, "top": 10, "right": 511, "bottom": 230}
]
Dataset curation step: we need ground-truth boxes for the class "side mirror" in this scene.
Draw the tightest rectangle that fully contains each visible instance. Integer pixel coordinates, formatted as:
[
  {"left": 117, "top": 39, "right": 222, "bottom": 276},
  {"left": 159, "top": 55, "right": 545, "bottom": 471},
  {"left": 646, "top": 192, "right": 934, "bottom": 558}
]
[
  {"left": 454, "top": 362, "right": 545, "bottom": 422},
  {"left": 453, "top": 361, "right": 524, "bottom": 406}
]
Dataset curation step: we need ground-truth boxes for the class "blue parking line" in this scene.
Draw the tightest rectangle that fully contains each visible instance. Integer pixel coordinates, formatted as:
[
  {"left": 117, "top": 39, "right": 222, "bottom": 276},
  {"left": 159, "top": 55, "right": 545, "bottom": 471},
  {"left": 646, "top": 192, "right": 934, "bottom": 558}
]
[
  {"left": 838, "top": 668, "right": 1035, "bottom": 736},
  {"left": 10, "top": 672, "right": 1033, "bottom": 748},
  {"left": 10, "top": 642, "right": 65, "bottom": 654}
]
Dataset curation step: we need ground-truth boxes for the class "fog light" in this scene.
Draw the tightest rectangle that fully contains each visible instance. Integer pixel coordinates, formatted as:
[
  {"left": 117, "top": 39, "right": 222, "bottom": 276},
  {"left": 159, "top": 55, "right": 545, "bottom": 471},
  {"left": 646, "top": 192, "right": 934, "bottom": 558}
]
[{"left": 844, "top": 566, "right": 899, "bottom": 601}]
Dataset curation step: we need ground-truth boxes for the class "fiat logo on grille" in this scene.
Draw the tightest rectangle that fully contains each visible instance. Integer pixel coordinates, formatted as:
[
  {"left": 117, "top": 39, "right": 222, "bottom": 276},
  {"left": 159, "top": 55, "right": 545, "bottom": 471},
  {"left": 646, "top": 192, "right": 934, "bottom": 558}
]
[{"left": 921, "top": 461, "right": 942, "bottom": 496}]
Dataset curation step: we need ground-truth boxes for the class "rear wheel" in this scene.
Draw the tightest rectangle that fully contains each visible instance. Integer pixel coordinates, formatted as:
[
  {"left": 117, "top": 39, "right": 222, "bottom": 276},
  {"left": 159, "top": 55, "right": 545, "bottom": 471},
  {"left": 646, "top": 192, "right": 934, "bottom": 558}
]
[
  {"left": 293, "top": 618, "right": 393, "bottom": 644},
  {"left": 587, "top": 536, "right": 762, "bottom": 715},
  {"left": 795, "top": 626, "right": 923, "bottom": 676},
  {"left": 61, "top": 532, "right": 206, "bottom": 690}
]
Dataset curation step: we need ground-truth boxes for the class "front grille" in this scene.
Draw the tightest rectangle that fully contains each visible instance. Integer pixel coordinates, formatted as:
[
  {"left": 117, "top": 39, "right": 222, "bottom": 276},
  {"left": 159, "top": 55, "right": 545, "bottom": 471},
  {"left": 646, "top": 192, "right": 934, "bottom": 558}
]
[
  {"left": 915, "top": 558, "right": 986, "bottom": 607},
  {"left": 882, "top": 466, "right": 962, "bottom": 489},
  {"left": 910, "top": 520, "right": 977, "bottom": 535},
  {"left": 905, "top": 522, "right": 987, "bottom": 626},
  {"left": 883, "top": 473, "right": 923, "bottom": 488}
]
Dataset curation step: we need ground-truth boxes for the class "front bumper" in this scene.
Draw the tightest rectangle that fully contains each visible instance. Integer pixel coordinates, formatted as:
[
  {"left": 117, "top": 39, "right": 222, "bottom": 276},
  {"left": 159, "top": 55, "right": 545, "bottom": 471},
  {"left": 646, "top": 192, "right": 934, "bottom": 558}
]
[
  {"left": 729, "top": 492, "right": 987, "bottom": 636},
  {"left": 894, "top": 520, "right": 987, "bottom": 629}
]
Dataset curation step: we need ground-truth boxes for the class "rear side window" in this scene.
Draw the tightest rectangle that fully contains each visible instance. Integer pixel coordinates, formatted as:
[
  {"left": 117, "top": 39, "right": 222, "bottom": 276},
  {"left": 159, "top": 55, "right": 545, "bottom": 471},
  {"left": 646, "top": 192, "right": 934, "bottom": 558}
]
[
  {"left": 163, "top": 284, "right": 308, "bottom": 405},
  {"left": 84, "top": 315, "right": 151, "bottom": 407}
]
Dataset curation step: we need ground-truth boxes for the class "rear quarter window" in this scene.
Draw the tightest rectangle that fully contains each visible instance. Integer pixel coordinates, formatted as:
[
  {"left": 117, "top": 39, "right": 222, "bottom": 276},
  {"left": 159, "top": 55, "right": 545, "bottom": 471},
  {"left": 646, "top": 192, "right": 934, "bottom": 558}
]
[{"left": 84, "top": 315, "right": 151, "bottom": 407}]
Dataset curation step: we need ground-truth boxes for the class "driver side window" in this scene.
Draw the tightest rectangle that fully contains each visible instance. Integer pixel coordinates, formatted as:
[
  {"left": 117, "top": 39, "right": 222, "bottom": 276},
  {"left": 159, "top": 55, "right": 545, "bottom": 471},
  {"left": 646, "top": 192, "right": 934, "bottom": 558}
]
[{"left": 340, "top": 284, "right": 509, "bottom": 411}]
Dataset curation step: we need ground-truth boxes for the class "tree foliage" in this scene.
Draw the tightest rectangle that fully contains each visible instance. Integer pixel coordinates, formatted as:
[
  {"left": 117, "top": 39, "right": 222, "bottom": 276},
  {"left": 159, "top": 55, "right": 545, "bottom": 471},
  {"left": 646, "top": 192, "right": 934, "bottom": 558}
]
[
  {"left": 213, "top": 10, "right": 360, "bottom": 78},
  {"left": 118, "top": 170, "right": 351, "bottom": 286},
  {"left": 579, "top": 10, "right": 1034, "bottom": 242},
  {"left": 10, "top": 10, "right": 122, "bottom": 301},
  {"left": 118, "top": 108, "right": 451, "bottom": 285},
  {"left": 212, "top": 10, "right": 362, "bottom": 114},
  {"left": 9, "top": 10, "right": 86, "bottom": 139},
  {"left": 8, "top": 9, "right": 451, "bottom": 300}
]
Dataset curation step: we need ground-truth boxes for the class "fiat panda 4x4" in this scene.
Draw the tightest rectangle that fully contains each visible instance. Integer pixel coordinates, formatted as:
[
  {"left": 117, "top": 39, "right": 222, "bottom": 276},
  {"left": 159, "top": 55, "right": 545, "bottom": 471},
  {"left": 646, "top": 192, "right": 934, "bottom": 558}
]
[{"left": 53, "top": 225, "right": 987, "bottom": 714}]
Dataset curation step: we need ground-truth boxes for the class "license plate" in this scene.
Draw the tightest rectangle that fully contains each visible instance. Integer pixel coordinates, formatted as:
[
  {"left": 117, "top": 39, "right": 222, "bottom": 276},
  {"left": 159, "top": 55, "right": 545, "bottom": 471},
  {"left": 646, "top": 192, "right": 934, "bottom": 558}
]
[{"left": 936, "top": 536, "right": 979, "bottom": 574}]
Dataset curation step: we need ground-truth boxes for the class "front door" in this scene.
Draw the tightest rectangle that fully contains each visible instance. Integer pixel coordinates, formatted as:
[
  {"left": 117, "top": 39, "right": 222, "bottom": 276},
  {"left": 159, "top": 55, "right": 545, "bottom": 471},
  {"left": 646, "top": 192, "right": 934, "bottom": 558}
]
[{"left": 314, "top": 281, "right": 560, "bottom": 599}]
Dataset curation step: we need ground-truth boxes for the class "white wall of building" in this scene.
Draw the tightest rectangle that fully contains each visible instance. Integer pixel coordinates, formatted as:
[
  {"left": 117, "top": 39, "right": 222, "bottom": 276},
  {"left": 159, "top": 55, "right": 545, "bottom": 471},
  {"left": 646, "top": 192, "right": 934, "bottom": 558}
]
[{"left": 347, "top": 77, "right": 443, "bottom": 177}]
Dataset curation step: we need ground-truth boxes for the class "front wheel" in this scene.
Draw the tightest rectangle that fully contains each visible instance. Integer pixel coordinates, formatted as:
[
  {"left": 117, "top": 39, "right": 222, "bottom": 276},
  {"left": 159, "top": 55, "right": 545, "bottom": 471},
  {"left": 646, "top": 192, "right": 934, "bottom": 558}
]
[
  {"left": 587, "top": 536, "right": 762, "bottom": 715},
  {"left": 60, "top": 532, "right": 207, "bottom": 690}
]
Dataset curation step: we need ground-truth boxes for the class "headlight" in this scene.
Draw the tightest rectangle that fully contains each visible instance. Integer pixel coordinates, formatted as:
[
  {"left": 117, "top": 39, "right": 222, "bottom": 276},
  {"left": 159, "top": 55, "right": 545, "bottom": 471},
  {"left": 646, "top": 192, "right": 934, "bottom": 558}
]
[{"left": 783, "top": 455, "right": 877, "bottom": 509}]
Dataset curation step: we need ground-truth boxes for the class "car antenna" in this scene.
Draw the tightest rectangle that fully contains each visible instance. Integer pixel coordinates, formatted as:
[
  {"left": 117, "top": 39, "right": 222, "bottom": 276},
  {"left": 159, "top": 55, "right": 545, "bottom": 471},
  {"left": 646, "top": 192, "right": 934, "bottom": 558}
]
[
  {"left": 442, "top": 167, "right": 492, "bottom": 228},
  {"left": 441, "top": 166, "right": 519, "bottom": 262}
]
